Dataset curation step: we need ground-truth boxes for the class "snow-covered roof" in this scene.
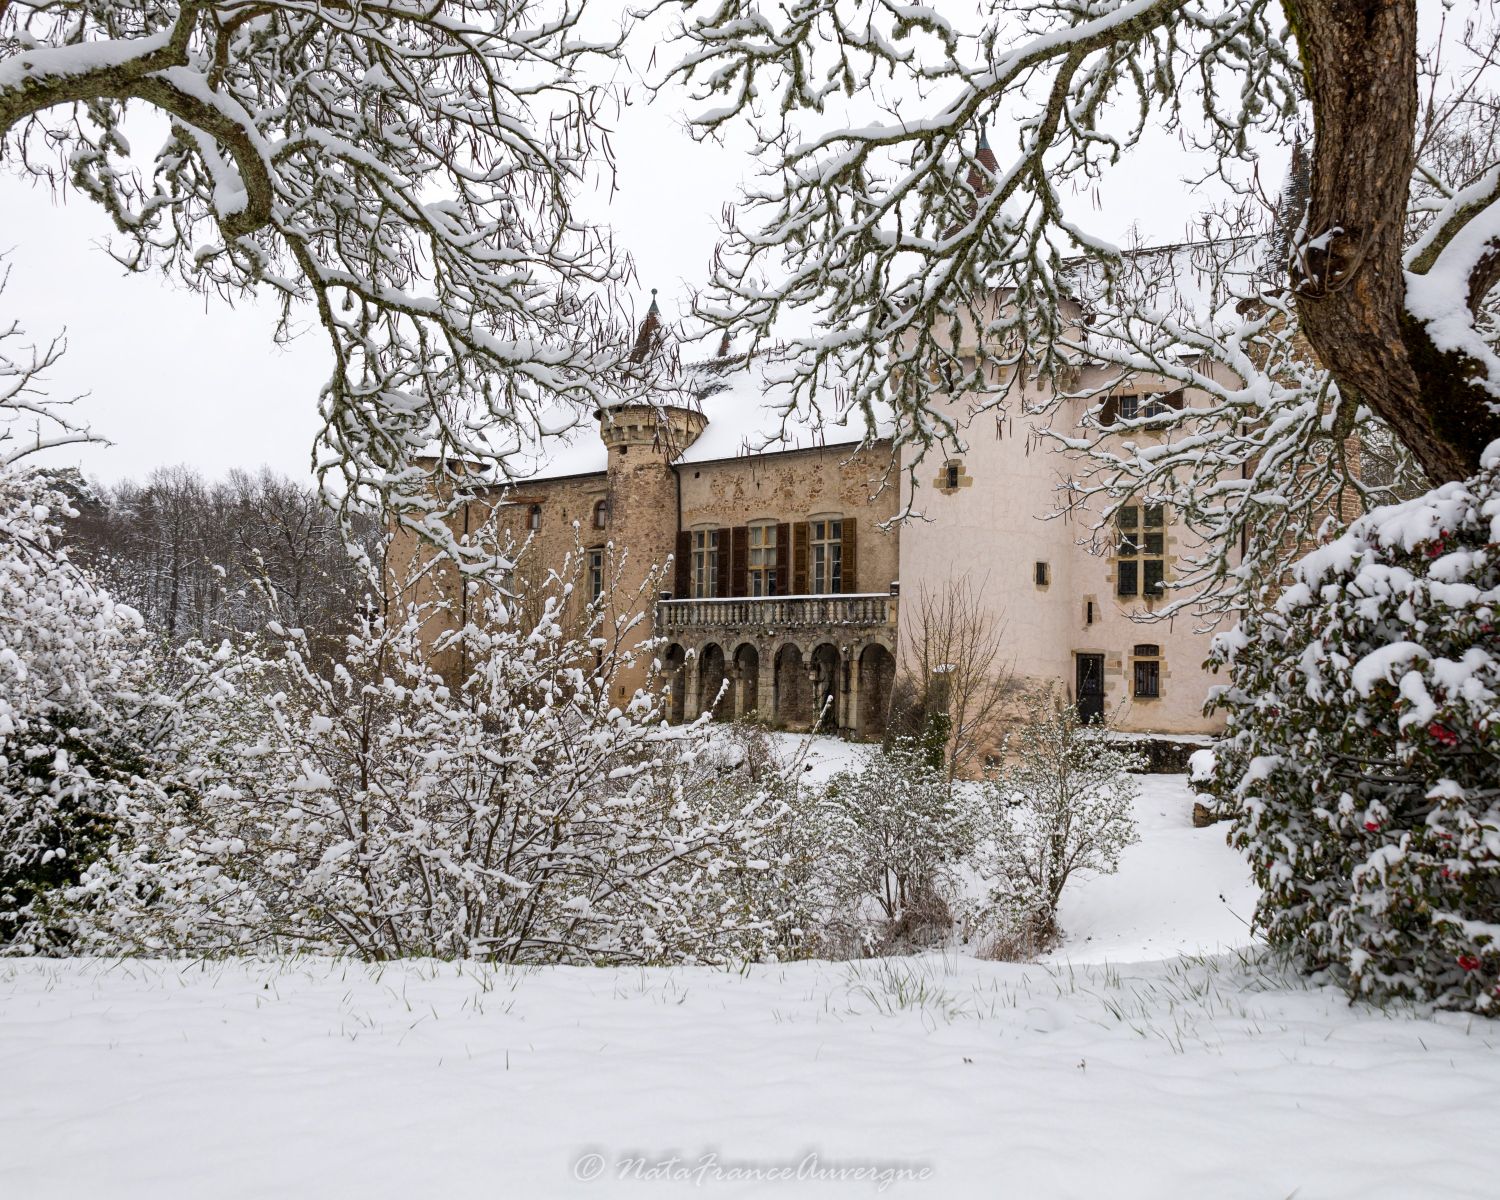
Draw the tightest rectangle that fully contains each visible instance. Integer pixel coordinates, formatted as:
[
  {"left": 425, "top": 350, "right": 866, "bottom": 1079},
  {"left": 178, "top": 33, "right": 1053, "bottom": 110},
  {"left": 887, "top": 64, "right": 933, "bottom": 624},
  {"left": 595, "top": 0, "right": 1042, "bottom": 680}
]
[
  {"left": 1065, "top": 236, "right": 1266, "bottom": 322},
  {"left": 511, "top": 339, "right": 893, "bottom": 484}
]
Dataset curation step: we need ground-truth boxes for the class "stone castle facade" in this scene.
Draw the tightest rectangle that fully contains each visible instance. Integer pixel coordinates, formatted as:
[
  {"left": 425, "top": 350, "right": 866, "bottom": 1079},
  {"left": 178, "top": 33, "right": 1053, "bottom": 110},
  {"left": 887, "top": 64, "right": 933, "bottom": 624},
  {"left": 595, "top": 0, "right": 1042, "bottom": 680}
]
[{"left": 408, "top": 292, "right": 1231, "bottom": 757}]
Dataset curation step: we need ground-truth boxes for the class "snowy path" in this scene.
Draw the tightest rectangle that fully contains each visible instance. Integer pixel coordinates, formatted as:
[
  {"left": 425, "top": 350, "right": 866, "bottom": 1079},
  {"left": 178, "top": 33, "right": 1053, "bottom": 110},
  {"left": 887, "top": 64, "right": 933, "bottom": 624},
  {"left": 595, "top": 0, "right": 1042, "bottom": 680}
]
[{"left": 2, "top": 776, "right": 1497, "bottom": 1199}]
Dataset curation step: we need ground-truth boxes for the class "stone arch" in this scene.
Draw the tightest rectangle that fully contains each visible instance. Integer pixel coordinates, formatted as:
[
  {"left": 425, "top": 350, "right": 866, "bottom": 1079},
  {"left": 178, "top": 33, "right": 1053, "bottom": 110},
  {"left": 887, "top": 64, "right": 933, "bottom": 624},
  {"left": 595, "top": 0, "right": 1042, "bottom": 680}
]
[
  {"left": 662, "top": 642, "right": 687, "bottom": 724},
  {"left": 773, "top": 643, "right": 811, "bottom": 729},
  {"left": 809, "top": 642, "right": 842, "bottom": 733},
  {"left": 698, "top": 641, "right": 729, "bottom": 718},
  {"left": 732, "top": 641, "right": 761, "bottom": 721},
  {"left": 856, "top": 642, "right": 897, "bottom": 740}
]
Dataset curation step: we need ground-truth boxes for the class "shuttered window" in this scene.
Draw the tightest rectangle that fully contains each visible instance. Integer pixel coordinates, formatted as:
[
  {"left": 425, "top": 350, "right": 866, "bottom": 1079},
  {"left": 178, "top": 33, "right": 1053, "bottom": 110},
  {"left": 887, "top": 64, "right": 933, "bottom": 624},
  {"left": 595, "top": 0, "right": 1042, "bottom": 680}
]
[{"left": 1101, "top": 390, "right": 1185, "bottom": 425}]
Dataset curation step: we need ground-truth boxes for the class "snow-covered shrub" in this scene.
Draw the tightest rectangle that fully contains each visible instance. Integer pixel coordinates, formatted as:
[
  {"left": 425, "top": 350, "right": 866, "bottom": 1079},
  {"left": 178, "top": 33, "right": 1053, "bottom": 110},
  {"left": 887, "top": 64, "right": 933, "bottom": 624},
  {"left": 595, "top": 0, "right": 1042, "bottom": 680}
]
[
  {"left": 80, "top": 544, "right": 789, "bottom": 965},
  {"left": 1204, "top": 446, "right": 1500, "bottom": 1012},
  {"left": 682, "top": 722, "right": 825, "bottom": 959},
  {"left": 816, "top": 739, "right": 975, "bottom": 951},
  {"left": 0, "top": 469, "right": 185, "bottom": 952},
  {"left": 976, "top": 701, "right": 1141, "bottom": 951}
]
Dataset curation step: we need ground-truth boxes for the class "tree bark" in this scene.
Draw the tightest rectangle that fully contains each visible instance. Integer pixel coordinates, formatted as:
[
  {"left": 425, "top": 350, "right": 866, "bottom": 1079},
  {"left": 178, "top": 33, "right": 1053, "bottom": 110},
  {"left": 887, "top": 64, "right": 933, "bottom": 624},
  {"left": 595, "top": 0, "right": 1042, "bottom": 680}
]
[{"left": 1289, "top": 0, "right": 1500, "bottom": 482}]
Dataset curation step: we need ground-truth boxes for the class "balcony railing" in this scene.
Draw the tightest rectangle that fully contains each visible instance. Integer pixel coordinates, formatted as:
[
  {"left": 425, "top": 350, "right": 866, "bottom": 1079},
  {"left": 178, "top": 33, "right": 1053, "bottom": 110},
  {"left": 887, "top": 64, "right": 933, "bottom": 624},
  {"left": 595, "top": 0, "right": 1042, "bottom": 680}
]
[{"left": 656, "top": 593, "right": 896, "bottom": 633}]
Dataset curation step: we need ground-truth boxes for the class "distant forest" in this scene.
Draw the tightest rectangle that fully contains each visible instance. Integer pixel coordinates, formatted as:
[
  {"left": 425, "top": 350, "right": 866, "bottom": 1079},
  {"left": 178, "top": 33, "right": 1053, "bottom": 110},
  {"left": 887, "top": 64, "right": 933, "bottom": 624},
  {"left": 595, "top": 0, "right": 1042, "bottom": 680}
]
[{"left": 53, "top": 466, "right": 375, "bottom": 662}]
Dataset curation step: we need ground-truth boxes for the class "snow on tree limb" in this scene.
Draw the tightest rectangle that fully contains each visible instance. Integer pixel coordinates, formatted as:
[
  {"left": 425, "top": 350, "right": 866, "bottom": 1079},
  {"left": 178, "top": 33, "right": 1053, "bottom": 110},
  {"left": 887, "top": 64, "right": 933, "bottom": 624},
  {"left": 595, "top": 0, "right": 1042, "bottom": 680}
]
[{"left": 1, "top": 1, "right": 648, "bottom": 567}]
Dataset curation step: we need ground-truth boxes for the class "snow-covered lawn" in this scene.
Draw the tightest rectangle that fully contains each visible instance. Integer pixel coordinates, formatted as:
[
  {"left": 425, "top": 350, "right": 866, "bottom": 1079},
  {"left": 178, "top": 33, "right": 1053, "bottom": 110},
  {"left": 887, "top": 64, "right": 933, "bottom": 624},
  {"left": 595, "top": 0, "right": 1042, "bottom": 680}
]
[{"left": 3, "top": 774, "right": 1497, "bottom": 1199}]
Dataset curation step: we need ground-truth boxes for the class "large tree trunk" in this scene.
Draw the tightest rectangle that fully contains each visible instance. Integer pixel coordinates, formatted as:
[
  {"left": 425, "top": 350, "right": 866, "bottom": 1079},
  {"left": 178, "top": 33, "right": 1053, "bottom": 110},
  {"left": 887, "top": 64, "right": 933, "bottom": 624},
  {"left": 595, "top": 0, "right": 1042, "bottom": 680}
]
[{"left": 1290, "top": 0, "right": 1500, "bottom": 482}]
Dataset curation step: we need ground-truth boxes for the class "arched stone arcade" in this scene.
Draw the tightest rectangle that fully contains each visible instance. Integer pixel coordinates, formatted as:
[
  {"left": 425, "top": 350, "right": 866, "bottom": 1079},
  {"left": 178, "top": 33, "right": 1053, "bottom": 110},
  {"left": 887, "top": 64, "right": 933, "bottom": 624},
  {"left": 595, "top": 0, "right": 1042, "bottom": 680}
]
[{"left": 665, "top": 630, "right": 896, "bottom": 737}]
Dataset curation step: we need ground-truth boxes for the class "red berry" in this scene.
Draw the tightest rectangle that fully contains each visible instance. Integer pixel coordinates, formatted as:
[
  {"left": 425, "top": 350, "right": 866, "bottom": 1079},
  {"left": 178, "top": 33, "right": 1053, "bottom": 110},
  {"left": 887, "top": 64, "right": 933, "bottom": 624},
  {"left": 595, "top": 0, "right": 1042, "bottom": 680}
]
[
  {"left": 1364, "top": 820, "right": 1381, "bottom": 833},
  {"left": 1458, "top": 955, "right": 1481, "bottom": 972},
  {"left": 1427, "top": 722, "right": 1459, "bottom": 747}
]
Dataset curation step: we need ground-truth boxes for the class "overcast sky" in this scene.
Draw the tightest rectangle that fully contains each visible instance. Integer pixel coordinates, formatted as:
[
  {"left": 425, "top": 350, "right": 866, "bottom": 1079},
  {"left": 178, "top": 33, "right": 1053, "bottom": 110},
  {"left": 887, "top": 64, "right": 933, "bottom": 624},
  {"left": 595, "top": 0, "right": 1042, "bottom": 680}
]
[{"left": 3, "top": 16, "right": 1283, "bottom": 487}]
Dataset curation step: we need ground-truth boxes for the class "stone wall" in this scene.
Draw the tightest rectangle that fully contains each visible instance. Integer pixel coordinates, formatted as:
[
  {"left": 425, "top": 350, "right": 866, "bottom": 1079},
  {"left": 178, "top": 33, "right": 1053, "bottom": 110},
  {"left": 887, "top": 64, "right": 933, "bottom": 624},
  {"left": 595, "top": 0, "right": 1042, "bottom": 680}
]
[{"left": 677, "top": 442, "right": 901, "bottom": 595}]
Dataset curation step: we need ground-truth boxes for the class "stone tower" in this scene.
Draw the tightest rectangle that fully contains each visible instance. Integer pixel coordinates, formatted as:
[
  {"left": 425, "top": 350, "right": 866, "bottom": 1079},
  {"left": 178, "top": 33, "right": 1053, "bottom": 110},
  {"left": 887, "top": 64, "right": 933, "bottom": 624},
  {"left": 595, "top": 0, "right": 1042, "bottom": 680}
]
[{"left": 597, "top": 291, "right": 707, "bottom": 699}]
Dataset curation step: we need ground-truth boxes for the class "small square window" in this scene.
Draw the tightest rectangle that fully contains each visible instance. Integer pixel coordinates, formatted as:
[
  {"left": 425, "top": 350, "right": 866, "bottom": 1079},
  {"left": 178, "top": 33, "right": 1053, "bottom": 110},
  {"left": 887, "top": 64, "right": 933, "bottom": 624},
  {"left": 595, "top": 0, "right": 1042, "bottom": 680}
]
[
  {"left": 1117, "top": 505, "right": 1140, "bottom": 529},
  {"left": 1144, "top": 504, "right": 1165, "bottom": 528},
  {"left": 1118, "top": 395, "right": 1141, "bottom": 420}
]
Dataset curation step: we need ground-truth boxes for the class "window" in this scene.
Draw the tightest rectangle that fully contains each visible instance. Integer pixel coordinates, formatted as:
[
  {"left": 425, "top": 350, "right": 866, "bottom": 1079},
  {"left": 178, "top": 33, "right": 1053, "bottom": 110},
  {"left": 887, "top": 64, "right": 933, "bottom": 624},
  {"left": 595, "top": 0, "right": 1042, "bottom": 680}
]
[
  {"left": 592, "top": 498, "right": 609, "bottom": 530},
  {"left": 748, "top": 523, "right": 778, "bottom": 597},
  {"left": 1109, "top": 391, "right": 1181, "bottom": 422},
  {"left": 1086, "top": 600, "right": 1095, "bottom": 625},
  {"left": 1116, "top": 504, "right": 1166, "bottom": 597},
  {"left": 691, "top": 529, "right": 719, "bottom": 598},
  {"left": 811, "top": 518, "right": 843, "bottom": 593},
  {"left": 1133, "top": 643, "right": 1161, "bottom": 698},
  {"left": 587, "top": 548, "right": 604, "bottom": 602},
  {"left": 946, "top": 463, "right": 960, "bottom": 490},
  {"left": 1035, "top": 561, "right": 1049, "bottom": 586},
  {"left": 527, "top": 504, "right": 541, "bottom": 531}
]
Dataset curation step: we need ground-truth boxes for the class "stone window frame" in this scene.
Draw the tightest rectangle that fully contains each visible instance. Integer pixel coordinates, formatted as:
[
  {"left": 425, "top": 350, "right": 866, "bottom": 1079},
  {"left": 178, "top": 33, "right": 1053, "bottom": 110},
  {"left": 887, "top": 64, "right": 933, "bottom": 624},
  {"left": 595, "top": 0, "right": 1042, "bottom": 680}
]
[
  {"left": 1130, "top": 642, "right": 1165, "bottom": 700},
  {"left": 690, "top": 525, "right": 720, "bottom": 599},
  {"left": 586, "top": 546, "right": 605, "bottom": 602},
  {"left": 934, "top": 458, "right": 972, "bottom": 494},
  {"left": 1114, "top": 503, "right": 1168, "bottom": 600},
  {"left": 809, "top": 513, "right": 844, "bottom": 594}
]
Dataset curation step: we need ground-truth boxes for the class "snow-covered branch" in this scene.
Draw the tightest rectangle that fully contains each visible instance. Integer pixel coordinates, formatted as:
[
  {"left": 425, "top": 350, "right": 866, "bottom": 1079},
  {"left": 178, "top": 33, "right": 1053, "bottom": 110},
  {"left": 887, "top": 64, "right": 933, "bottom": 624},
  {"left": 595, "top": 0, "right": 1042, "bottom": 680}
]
[{"left": 1, "top": 1, "right": 647, "bottom": 562}]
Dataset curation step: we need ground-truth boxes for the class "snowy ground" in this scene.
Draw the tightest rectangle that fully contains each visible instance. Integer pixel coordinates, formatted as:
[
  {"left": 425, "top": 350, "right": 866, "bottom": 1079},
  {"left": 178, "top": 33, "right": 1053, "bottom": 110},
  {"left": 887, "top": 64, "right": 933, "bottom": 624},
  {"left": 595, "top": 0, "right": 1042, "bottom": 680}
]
[{"left": 4, "top": 768, "right": 1498, "bottom": 1199}]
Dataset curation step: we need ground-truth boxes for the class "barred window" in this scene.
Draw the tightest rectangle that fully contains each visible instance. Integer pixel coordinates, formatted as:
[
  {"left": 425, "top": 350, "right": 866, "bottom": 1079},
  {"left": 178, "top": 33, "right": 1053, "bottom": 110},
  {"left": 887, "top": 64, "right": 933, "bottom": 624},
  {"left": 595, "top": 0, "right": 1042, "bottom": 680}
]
[{"left": 1133, "top": 643, "right": 1161, "bottom": 698}]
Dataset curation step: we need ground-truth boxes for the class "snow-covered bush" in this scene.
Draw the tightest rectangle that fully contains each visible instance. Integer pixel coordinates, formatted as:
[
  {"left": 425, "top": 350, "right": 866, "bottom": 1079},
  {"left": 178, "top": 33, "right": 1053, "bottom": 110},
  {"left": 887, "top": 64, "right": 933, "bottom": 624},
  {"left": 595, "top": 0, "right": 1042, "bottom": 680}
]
[
  {"left": 977, "top": 702, "right": 1141, "bottom": 951},
  {"left": 1204, "top": 446, "right": 1500, "bottom": 1012},
  {"left": 816, "top": 739, "right": 975, "bottom": 951},
  {"left": 78, "top": 544, "right": 789, "bottom": 965},
  {"left": 681, "top": 722, "right": 826, "bottom": 959},
  {"left": 0, "top": 469, "right": 185, "bottom": 952}
]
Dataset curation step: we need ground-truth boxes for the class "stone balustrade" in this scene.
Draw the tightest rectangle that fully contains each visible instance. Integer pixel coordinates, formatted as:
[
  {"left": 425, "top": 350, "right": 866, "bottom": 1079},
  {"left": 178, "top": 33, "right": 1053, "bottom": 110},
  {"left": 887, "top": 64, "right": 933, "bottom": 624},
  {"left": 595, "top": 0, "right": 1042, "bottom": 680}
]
[{"left": 655, "top": 593, "right": 896, "bottom": 633}]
